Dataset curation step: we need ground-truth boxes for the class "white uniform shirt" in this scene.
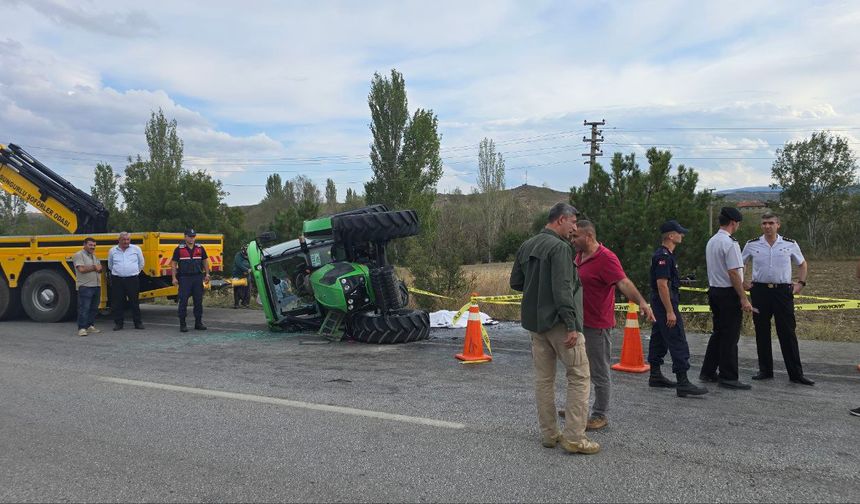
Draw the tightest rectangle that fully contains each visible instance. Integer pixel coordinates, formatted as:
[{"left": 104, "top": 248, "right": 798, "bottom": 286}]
[
  {"left": 741, "top": 235, "right": 804, "bottom": 284},
  {"left": 706, "top": 229, "right": 744, "bottom": 288},
  {"left": 107, "top": 244, "right": 145, "bottom": 278}
]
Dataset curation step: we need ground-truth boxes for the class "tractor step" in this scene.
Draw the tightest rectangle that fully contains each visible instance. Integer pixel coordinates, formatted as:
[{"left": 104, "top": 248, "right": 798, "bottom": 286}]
[{"left": 318, "top": 310, "right": 345, "bottom": 341}]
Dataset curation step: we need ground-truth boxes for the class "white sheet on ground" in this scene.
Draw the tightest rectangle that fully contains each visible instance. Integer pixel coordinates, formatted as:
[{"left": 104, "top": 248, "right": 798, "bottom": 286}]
[{"left": 429, "top": 310, "right": 498, "bottom": 328}]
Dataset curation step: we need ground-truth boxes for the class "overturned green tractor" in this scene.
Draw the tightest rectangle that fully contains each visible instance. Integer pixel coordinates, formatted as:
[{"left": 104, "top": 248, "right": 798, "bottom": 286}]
[{"left": 247, "top": 205, "right": 429, "bottom": 343}]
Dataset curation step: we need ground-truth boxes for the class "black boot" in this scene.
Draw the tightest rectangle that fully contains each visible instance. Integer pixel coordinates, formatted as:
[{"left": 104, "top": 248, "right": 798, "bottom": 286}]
[
  {"left": 180, "top": 319, "right": 188, "bottom": 333},
  {"left": 649, "top": 366, "right": 677, "bottom": 388},
  {"left": 676, "top": 371, "right": 709, "bottom": 397},
  {"left": 194, "top": 319, "right": 207, "bottom": 330}
]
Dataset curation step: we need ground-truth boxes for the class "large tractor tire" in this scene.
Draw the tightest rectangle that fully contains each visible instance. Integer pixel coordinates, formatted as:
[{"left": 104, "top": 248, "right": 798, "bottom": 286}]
[
  {"left": 348, "top": 309, "right": 430, "bottom": 344},
  {"left": 332, "top": 210, "right": 419, "bottom": 243},
  {"left": 0, "top": 274, "right": 23, "bottom": 321},
  {"left": 21, "top": 269, "right": 75, "bottom": 323},
  {"left": 370, "top": 266, "right": 405, "bottom": 312},
  {"left": 331, "top": 204, "right": 388, "bottom": 218}
]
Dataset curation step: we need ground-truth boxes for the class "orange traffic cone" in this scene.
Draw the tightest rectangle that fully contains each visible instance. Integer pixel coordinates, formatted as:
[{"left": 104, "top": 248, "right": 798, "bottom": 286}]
[
  {"left": 455, "top": 297, "right": 492, "bottom": 363},
  {"left": 611, "top": 302, "right": 650, "bottom": 373}
]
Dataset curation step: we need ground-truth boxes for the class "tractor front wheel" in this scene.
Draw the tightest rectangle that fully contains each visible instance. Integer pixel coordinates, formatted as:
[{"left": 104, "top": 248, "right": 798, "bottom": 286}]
[{"left": 347, "top": 309, "right": 429, "bottom": 344}]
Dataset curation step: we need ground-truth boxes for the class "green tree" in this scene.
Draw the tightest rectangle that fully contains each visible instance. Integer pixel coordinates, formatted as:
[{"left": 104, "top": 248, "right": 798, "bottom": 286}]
[
  {"left": 264, "top": 173, "right": 286, "bottom": 202},
  {"left": 118, "top": 109, "right": 247, "bottom": 272},
  {"left": 342, "top": 187, "right": 365, "bottom": 211},
  {"left": 364, "top": 69, "right": 442, "bottom": 229},
  {"left": 571, "top": 148, "right": 716, "bottom": 292},
  {"left": 476, "top": 137, "right": 507, "bottom": 262},
  {"left": 90, "top": 162, "right": 125, "bottom": 230},
  {"left": 0, "top": 192, "right": 26, "bottom": 234},
  {"left": 91, "top": 162, "right": 119, "bottom": 212},
  {"left": 364, "top": 69, "right": 443, "bottom": 269},
  {"left": 324, "top": 178, "right": 338, "bottom": 213},
  {"left": 267, "top": 175, "right": 321, "bottom": 239},
  {"left": 121, "top": 109, "right": 184, "bottom": 230},
  {"left": 771, "top": 131, "right": 858, "bottom": 252}
]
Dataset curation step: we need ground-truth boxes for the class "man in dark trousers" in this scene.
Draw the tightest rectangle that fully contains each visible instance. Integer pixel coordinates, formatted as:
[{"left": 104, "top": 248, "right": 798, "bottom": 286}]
[
  {"left": 741, "top": 212, "right": 814, "bottom": 385},
  {"left": 232, "top": 245, "right": 251, "bottom": 308},
  {"left": 171, "top": 229, "right": 211, "bottom": 332},
  {"left": 701, "top": 207, "right": 753, "bottom": 389},
  {"left": 647, "top": 220, "right": 708, "bottom": 398},
  {"left": 107, "top": 231, "right": 145, "bottom": 331}
]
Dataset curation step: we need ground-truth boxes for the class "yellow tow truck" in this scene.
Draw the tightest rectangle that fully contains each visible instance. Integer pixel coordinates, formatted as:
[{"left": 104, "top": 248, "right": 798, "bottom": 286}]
[{"left": 0, "top": 143, "right": 224, "bottom": 322}]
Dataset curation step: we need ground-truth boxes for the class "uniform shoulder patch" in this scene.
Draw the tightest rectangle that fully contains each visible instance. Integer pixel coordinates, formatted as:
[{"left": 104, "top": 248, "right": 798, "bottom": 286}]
[
  {"left": 746, "top": 237, "right": 760, "bottom": 244},
  {"left": 782, "top": 237, "right": 796, "bottom": 243},
  {"left": 730, "top": 235, "right": 738, "bottom": 242}
]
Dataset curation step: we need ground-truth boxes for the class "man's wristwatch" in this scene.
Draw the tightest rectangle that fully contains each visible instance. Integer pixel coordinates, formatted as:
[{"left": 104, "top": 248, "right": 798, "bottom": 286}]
[{"left": 797, "top": 280, "right": 807, "bottom": 286}]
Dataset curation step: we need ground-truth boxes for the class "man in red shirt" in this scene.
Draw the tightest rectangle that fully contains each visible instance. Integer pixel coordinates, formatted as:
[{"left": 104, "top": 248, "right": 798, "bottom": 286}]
[{"left": 572, "top": 220, "right": 655, "bottom": 430}]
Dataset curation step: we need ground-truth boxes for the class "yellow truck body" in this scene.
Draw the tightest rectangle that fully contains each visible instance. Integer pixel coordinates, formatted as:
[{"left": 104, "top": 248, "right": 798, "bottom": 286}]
[
  {"left": 0, "top": 232, "right": 224, "bottom": 322},
  {"left": 0, "top": 143, "right": 225, "bottom": 322}
]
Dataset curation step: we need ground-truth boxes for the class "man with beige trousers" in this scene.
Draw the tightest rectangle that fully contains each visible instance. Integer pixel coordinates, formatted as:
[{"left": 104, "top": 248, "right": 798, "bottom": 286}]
[{"left": 510, "top": 202, "right": 598, "bottom": 455}]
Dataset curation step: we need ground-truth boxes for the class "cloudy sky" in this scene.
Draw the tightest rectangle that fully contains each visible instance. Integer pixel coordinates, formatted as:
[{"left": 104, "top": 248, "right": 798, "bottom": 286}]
[{"left": 1, "top": 0, "right": 859, "bottom": 206}]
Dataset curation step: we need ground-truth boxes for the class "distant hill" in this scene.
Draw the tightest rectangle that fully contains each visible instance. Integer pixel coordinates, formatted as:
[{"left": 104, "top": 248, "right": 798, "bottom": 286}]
[
  {"left": 717, "top": 186, "right": 781, "bottom": 203},
  {"left": 239, "top": 184, "right": 570, "bottom": 234},
  {"left": 436, "top": 184, "right": 568, "bottom": 213},
  {"left": 717, "top": 185, "right": 860, "bottom": 203}
]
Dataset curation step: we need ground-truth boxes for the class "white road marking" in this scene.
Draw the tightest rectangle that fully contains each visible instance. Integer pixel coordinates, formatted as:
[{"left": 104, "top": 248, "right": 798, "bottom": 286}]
[{"left": 95, "top": 376, "right": 466, "bottom": 429}]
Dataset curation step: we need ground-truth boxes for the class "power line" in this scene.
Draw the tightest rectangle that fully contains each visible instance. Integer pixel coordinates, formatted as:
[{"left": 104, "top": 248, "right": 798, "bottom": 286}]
[
  {"left": 608, "top": 126, "right": 860, "bottom": 132},
  {"left": 582, "top": 119, "right": 606, "bottom": 167}
]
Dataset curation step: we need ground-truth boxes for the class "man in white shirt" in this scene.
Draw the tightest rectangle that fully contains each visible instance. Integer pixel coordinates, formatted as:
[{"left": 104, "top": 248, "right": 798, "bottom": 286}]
[
  {"left": 107, "top": 231, "right": 145, "bottom": 331},
  {"left": 701, "top": 207, "right": 753, "bottom": 390},
  {"left": 741, "top": 212, "right": 813, "bottom": 385}
]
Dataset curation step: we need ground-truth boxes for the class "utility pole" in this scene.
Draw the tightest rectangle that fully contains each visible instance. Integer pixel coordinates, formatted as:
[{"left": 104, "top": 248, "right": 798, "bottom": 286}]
[{"left": 582, "top": 119, "right": 606, "bottom": 171}]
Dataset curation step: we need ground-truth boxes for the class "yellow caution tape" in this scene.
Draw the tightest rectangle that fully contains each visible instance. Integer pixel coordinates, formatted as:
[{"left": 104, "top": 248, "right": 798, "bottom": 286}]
[
  {"left": 473, "top": 294, "right": 524, "bottom": 303},
  {"left": 481, "top": 325, "right": 493, "bottom": 356},
  {"left": 408, "top": 287, "right": 456, "bottom": 300},
  {"left": 679, "top": 287, "right": 709, "bottom": 293},
  {"left": 680, "top": 286, "right": 857, "bottom": 303},
  {"left": 411, "top": 286, "right": 860, "bottom": 319},
  {"left": 451, "top": 302, "right": 472, "bottom": 327},
  {"left": 795, "top": 300, "right": 860, "bottom": 311}
]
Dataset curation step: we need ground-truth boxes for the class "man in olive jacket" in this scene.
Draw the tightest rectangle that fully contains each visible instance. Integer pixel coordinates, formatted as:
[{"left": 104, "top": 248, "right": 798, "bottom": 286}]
[{"left": 510, "top": 202, "right": 599, "bottom": 455}]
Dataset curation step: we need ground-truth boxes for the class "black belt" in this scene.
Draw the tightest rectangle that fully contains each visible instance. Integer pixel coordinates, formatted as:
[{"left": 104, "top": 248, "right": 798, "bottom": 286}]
[
  {"left": 708, "top": 286, "right": 734, "bottom": 290},
  {"left": 752, "top": 282, "right": 791, "bottom": 288}
]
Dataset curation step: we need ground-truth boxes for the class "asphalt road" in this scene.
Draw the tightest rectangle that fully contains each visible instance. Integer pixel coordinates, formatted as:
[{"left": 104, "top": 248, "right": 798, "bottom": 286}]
[{"left": 1, "top": 305, "right": 858, "bottom": 503}]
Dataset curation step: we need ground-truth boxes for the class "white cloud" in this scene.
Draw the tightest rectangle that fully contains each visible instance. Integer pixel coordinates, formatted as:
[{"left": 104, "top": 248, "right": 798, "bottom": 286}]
[{"left": 1, "top": 0, "right": 859, "bottom": 208}]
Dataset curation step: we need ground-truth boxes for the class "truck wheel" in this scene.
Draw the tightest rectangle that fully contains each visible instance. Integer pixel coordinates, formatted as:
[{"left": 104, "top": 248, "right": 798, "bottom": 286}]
[
  {"left": 21, "top": 270, "right": 74, "bottom": 323},
  {"left": 0, "top": 274, "right": 23, "bottom": 320},
  {"left": 348, "top": 309, "right": 429, "bottom": 344},
  {"left": 332, "top": 210, "right": 419, "bottom": 243}
]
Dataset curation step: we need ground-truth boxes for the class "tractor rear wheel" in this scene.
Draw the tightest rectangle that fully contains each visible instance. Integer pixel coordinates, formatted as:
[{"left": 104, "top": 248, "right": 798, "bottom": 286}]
[
  {"left": 348, "top": 309, "right": 429, "bottom": 344},
  {"left": 332, "top": 210, "right": 419, "bottom": 243}
]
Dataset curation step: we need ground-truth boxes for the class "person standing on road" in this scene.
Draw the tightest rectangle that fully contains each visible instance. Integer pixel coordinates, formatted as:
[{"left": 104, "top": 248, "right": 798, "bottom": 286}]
[
  {"left": 73, "top": 237, "right": 102, "bottom": 337},
  {"left": 741, "top": 212, "right": 814, "bottom": 386},
  {"left": 107, "top": 231, "right": 145, "bottom": 331},
  {"left": 701, "top": 207, "right": 753, "bottom": 390},
  {"left": 510, "top": 202, "right": 599, "bottom": 455},
  {"left": 232, "top": 245, "right": 251, "bottom": 309},
  {"left": 571, "top": 220, "right": 656, "bottom": 429},
  {"left": 647, "top": 220, "right": 709, "bottom": 398},
  {"left": 172, "top": 229, "right": 210, "bottom": 332}
]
